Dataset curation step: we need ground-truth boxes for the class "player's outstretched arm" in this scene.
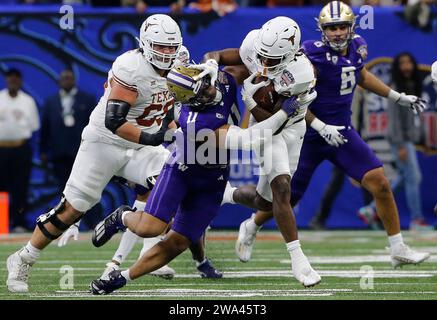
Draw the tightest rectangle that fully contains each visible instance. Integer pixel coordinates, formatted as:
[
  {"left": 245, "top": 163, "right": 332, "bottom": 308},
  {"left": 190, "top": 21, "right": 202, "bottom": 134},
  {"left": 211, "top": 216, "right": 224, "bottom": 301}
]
[
  {"left": 215, "top": 96, "right": 302, "bottom": 151},
  {"left": 202, "top": 48, "right": 243, "bottom": 66},
  {"left": 359, "top": 68, "right": 426, "bottom": 114}
]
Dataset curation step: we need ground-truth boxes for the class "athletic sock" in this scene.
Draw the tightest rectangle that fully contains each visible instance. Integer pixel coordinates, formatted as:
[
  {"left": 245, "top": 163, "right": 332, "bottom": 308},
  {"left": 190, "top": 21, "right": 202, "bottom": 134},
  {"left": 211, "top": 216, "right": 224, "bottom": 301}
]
[
  {"left": 286, "top": 240, "right": 306, "bottom": 261},
  {"left": 121, "top": 269, "right": 131, "bottom": 282},
  {"left": 246, "top": 214, "right": 262, "bottom": 233},
  {"left": 139, "top": 237, "right": 161, "bottom": 259},
  {"left": 388, "top": 233, "right": 404, "bottom": 250},
  {"left": 21, "top": 242, "right": 40, "bottom": 262},
  {"left": 112, "top": 229, "right": 139, "bottom": 264}
]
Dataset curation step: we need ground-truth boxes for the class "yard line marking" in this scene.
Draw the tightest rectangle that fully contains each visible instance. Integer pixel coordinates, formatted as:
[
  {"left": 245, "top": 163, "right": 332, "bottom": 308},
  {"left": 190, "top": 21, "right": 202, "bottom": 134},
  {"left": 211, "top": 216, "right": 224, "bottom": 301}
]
[{"left": 280, "top": 255, "right": 437, "bottom": 264}]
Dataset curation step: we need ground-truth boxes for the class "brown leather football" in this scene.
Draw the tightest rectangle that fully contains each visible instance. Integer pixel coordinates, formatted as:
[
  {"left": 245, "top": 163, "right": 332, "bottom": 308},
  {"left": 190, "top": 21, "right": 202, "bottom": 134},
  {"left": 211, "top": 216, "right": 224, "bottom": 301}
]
[{"left": 252, "top": 75, "right": 279, "bottom": 112}]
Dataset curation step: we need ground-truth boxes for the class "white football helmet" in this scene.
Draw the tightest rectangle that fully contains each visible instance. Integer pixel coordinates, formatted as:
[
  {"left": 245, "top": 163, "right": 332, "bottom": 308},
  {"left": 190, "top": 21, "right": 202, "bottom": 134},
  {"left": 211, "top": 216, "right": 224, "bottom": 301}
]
[
  {"left": 253, "top": 16, "right": 301, "bottom": 79},
  {"left": 138, "top": 14, "right": 182, "bottom": 70}
]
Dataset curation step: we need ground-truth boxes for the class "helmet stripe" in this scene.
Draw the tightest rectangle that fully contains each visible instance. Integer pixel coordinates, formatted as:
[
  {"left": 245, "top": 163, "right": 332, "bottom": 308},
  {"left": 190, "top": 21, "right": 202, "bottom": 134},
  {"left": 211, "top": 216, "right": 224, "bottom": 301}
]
[
  {"left": 331, "top": 1, "right": 339, "bottom": 18},
  {"left": 167, "top": 72, "right": 194, "bottom": 90}
]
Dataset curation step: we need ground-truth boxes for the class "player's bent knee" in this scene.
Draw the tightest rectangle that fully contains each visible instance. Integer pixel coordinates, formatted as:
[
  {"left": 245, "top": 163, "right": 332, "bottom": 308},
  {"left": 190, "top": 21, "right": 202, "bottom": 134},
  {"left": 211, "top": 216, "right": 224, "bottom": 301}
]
[
  {"left": 271, "top": 175, "right": 291, "bottom": 200},
  {"left": 162, "top": 231, "right": 190, "bottom": 255},
  {"left": 36, "top": 196, "right": 84, "bottom": 240},
  {"left": 362, "top": 169, "right": 391, "bottom": 196},
  {"left": 135, "top": 214, "right": 167, "bottom": 238}
]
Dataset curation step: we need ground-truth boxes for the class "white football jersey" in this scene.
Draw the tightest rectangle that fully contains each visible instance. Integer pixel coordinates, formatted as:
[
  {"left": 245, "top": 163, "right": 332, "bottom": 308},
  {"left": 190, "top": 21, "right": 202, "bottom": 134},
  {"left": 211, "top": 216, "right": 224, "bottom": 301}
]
[
  {"left": 239, "top": 30, "right": 316, "bottom": 123},
  {"left": 87, "top": 49, "right": 174, "bottom": 149}
]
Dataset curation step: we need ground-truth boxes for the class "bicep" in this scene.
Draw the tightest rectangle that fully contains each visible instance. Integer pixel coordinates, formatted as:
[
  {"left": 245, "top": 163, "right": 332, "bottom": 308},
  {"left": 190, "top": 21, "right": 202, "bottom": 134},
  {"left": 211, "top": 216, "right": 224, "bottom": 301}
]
[
  {"left": 223, "top": 65, "right": 249, "bottom": 85},
  {"left": 108, "top": 80, "right": 138, "bottom": 106},
  {"left": 358, "top": 67, "right": 369, "bottom": 86},
  {"left": 218, "top": 48, "right": 244, "bottom": 66}
]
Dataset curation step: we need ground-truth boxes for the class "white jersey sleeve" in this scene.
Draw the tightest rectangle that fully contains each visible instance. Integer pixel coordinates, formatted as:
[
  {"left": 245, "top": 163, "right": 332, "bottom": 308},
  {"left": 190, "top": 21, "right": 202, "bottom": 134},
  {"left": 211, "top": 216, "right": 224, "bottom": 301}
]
[
  {"left": 273, "top": 53, "right": 315, "bottom": 97},
  {"left": 239, "top": 30, "right": 259, "bottom": 75},
  {"left": 111, "top": 52, "right": 140, "bottom": 92}
]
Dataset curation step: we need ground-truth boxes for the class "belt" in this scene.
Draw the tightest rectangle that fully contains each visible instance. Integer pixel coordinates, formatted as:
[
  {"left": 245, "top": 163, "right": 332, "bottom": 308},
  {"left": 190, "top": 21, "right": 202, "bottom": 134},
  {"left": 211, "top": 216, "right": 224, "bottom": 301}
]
[{"left": 0, "top": 139, "right": 26, "bottom": 148}]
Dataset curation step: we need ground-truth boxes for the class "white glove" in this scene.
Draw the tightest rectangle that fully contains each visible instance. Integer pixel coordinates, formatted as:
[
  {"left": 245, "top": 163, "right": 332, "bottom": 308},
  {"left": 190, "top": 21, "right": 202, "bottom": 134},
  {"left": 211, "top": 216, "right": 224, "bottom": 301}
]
[
  {"left": 57, "top": 223, "right": 79, "bottom": 247},
  {"left": 241, "top": 72, "right": 270, "bottom": 111},
  {"left": 189, "top": 59, "right": 219, "bottom": 85},
  {"left": 388, "top": 89, "right": 427, "bottom": 114},
  {"left": 311, "top": 118, "right": 348, "bottom": 147}
]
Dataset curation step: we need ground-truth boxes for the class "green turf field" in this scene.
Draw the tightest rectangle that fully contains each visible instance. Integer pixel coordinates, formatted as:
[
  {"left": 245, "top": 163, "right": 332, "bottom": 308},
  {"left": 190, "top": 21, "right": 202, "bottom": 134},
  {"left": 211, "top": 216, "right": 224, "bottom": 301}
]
[{"left": 0, "top": 230, "right": 436, "bottom": 300}]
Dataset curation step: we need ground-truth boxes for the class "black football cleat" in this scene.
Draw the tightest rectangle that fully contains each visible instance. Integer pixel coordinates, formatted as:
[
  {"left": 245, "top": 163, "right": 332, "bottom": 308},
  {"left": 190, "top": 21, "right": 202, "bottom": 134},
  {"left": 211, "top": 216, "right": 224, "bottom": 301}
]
[
  {"left": 90, "top": 270, "right": 127, "bottom": 295},
  {"left": 197, "top": 258, "right": 223, "bottom": 279},
  {"left": 92, "top": 205, "right": 132, "bottom": 247}
]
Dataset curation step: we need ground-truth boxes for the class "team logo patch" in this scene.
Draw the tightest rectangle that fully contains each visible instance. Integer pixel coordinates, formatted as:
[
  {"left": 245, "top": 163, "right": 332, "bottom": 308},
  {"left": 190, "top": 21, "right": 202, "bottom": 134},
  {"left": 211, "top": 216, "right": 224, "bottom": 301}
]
[
  {"left": 357, "top": 45, "right": 368, "bottom": 60},
  {"left": 280, "top": 69, "right": 295, "bottom": 87},
  {"left": 216, "top": 113, "right": 224, "bottom": 119},
  {"left": 332, "top": 56, "right": 338, "bottom": 65},
  {"left": 218, "top": 71, "right": 229, "bottom": 85}
]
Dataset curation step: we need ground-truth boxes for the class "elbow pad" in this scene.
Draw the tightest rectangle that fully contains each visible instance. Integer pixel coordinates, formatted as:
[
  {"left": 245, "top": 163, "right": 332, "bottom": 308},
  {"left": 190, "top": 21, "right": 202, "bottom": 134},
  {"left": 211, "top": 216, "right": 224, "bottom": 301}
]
[{"left": 105, "top": 99, "right": 130, "bottom": 133}]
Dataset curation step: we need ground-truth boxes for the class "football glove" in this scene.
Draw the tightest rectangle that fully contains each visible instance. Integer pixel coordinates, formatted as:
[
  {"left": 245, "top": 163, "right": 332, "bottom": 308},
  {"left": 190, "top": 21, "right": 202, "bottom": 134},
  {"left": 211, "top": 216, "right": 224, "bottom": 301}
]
[
  {"left": 241, "top": 73, "right": 269, "bottom": 111},
  {"left": 311, "top": 118, "right": 348, "bottom": 147}
]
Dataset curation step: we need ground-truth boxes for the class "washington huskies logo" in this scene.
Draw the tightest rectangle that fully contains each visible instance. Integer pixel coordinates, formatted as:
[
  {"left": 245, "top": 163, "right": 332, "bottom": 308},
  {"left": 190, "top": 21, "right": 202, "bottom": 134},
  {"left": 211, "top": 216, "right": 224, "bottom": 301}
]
[{"left": 357, "top": 45, "right": 368, "bottom": 60}]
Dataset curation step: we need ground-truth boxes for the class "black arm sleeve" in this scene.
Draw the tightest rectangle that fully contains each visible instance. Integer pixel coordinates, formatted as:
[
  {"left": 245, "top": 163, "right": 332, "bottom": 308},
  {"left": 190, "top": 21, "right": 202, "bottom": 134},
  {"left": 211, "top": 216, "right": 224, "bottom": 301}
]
[
  {"left": 138, "top": 109, "right": 176, "bottom": 146},
  {"left": 105, "top": 99, "right": 130, "bottom": 133}
]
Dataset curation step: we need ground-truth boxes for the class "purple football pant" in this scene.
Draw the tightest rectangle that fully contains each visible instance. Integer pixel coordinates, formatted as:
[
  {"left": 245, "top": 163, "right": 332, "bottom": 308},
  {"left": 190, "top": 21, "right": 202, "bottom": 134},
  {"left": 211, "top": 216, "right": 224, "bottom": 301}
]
[
  {"left": 291, "top": 127, "right": 382, "bottom": 206},
  {"left": 145, "top": 163, "right": 229, "bottom": 243}
]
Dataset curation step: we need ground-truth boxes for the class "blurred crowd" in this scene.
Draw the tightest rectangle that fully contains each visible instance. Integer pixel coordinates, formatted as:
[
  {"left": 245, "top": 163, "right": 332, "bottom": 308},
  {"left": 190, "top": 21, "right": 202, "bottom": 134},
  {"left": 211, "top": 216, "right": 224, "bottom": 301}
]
[
  {"left": 1, "top": 0, "right": 433, "bottom": 31},
  {"left": 3, "top": 1, "right": 435, "bottom": 20}
]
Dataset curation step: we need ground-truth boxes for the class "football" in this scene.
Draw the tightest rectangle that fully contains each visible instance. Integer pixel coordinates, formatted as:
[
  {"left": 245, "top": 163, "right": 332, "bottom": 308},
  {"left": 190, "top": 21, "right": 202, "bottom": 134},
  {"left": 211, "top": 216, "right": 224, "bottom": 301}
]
[{"left": 252, "top": 75, "right": 280, "bottom": 112}]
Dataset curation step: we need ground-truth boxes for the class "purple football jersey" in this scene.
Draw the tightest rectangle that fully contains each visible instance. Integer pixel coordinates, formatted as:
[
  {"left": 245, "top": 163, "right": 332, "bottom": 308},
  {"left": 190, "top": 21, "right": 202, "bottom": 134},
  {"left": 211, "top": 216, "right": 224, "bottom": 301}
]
[
  {"left": 302, "top": 35, "right": 368, "bottom": 138},
  {"left": 144, "top": 70, "right": 239, "bottom": 242}
]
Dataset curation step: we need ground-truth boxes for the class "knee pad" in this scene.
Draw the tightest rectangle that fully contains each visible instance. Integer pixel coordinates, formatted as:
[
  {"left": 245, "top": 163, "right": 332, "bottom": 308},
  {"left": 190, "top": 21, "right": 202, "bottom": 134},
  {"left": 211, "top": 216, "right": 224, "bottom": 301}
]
[{"left": 36, "top": 195, "right": 82, "bottom": 240}]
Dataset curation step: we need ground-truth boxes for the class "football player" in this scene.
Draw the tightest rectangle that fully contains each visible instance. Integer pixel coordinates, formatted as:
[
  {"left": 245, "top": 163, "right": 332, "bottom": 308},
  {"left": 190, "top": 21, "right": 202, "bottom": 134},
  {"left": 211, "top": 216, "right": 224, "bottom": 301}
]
[
  {"left": 88, "top": 61, "right": 301, "bottom": 294},
  {"left": 6, "top": 14, "right": 185, "bottom": 293},
  {"left": 199, "top": 16, "right": 322, "bottom": 287},
  {"left": 56, "top": 46, "right": 222, "bottom": 280},
  {"left": 230, "top": 1, "right": 430, "bottom": 268}
]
